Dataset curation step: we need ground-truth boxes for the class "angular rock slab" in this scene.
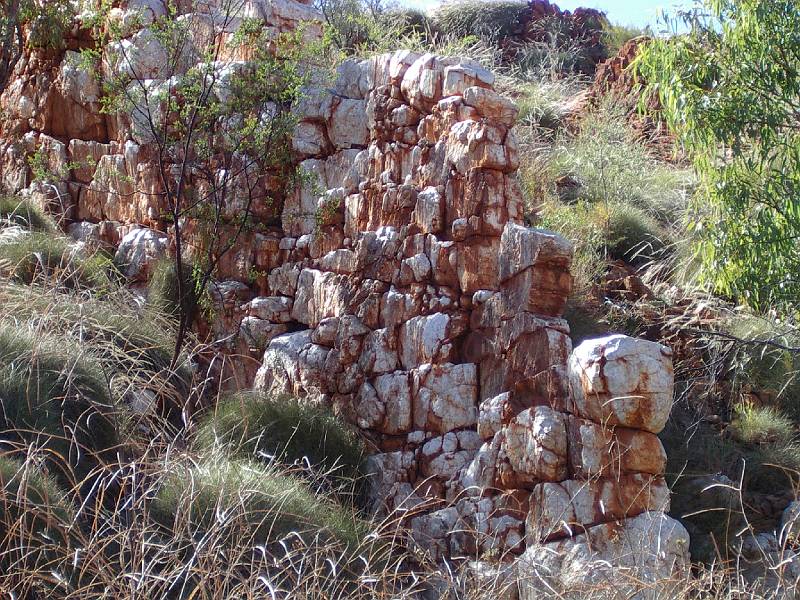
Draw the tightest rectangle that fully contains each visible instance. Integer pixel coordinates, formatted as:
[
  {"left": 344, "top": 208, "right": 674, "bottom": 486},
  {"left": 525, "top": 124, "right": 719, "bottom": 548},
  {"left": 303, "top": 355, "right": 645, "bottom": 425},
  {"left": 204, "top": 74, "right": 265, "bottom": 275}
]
[
  {"left": 527, "top": 475, "right": 670, "bottom": 543},
  {"left": 566, "top": 416, "right": 667, "bottom": 479},
  {"left": 516, "top": 512, "right": 690, "bottom": 600},
  {"left": 498, "top": 407, "right": 568, "bottom": 488},
  {"left": 569, "top": 334, "right": 674, "bottom": 434}
]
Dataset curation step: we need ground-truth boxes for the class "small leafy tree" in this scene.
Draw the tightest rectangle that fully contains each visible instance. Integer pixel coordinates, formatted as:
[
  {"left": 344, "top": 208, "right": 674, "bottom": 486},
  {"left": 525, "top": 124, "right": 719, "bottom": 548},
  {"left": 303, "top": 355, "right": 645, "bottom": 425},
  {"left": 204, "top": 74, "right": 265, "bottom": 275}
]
[
  {"left": 87, "top": 1, "right": 324, "bottom": 366},
  {"left": 637, "top": 0, "right": 800, "bottom": 310},
  {"left": 0, "top": 0, "right": 73, "bottom": 93}
]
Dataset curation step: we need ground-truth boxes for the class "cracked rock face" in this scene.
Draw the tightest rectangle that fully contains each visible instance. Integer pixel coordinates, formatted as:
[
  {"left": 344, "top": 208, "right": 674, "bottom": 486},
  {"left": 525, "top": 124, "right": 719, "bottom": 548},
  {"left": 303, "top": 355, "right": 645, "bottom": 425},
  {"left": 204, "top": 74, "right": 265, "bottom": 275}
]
[{"left": 0, "top": 0, "right": 688, "bottom": 590}]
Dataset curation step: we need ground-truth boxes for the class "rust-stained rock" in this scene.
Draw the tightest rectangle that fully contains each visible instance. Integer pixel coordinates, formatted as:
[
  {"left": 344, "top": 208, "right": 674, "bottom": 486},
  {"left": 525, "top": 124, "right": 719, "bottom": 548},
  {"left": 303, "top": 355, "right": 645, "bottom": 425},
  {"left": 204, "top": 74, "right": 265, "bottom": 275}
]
[
  {"left": 527, "top": 475, "right": 670, "bottom": 543},
  {"left": 569, "top": 334, "right": 674, "bottom": 433},
  {"left": 516, "top": 511, "right": 690, "bottom": 599},
  {"left": 566, "top": 416, "right": 668, "bottom": 478},
  {"left": 412, "top": 362, "right": 478, "bottom": 434},
  {"left": 498, "top": 407, "right": 568, "bottom": 488},
  {"left": 0, "top": 1, "right": 685, "bottom": 572}
]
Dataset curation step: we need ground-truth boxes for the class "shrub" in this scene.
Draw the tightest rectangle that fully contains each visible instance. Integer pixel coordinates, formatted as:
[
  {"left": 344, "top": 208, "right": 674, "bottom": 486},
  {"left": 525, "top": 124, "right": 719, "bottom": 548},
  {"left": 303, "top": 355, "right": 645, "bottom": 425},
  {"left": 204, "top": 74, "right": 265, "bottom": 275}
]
[
  {"left": 513, "top": 40, "right": 592, "bottom": 79},
  {"left": 637, "top": 0, "right": 800, "bottom": 310},
  {"left": 197, "top": 392, "right": 366, "bottom": 501},
  {"left": 729, "top": 403, "right": 795, "bottom": 446},
  {"left": 0, "top": 324, "right": 120, "bottom": 487},
  {"left": 536, "top": 199, "right": 606, "bottom": 296},
  {"left": 0, "top": 454, "right": 73, "bottom": 537},
  {"left": 562, "top": 300, "right": 611, "bottom": 345},
  {"left": 543, "top": 101, "right": 693, "bottom": 225},
  {"left": 147, "top": 258, "right": 198, "bottom": 322},
  {"left": 719, "top": 314, "right": 800, "bottom": 420},
  {"left": 433, "top": 1, "right": 528, "bottom": 44},
  {"left": 0, "top": 454, "right": 76, "bottom": 591},
  {"left": 382, "top": 8, "right": 434, "bottom": 37},
  {"left": 0, "top": 232, "right": 112, "bottom": 290},
  {"left": 152, "top": 454, "right": 367, "bottom": 549},
  {"left": 515, "top": 80, "right": 572, "bottom": 131},
  {"left": 605, "top": 202, "right": 667, "bottom": 264},
  {"left": 602, "top": 23, "right": 649, "bottom": 57},
  {"left": 0, "top": 197, "right": 56, "bottom": 232}
]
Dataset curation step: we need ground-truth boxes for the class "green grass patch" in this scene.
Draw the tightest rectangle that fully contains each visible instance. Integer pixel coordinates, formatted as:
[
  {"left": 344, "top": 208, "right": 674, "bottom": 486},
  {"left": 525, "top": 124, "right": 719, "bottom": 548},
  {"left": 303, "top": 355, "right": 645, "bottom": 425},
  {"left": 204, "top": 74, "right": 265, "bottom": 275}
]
[
  {"left": 152, "top": 454, "right": 367, "bottom": 550},
  {"left": 0, "top": 454, "right": 74, "bottom": 535},
  {"left": 0, "top": 232, "right": 112, "bottom": 290},
  {"left": 197, "top": 392, "right": 366, "bottom": 502},
  {"left": 433, "top": 1, "right": 528, "bottom": 44},
  {"left": 0, "top": 197, "right": 56, "bottom": 233},
  {"left": 0, "top": 324, "right": 120, "bottom": 487},
  {"left": 147, "top": 258, "right": 198, "bottom": 322},
  {"left": 601, "top": 22, "right": 650, "bottom": 57},
  {"left": 543, "top": 102, "right": 693, "bottom": 225},
  {"left": 730, "top": 403, "right": 795, "bottom": 446},
  {"left": 0, "top": 282, "right": 191, "bottom": 427}
]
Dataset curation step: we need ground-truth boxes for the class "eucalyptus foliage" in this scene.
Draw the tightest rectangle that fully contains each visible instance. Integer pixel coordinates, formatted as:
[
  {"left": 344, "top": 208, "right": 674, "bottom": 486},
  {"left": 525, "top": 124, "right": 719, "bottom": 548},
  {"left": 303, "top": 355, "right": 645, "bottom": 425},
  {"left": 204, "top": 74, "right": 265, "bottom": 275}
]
[{"left": 637, "top": 0, "right": 800, "bottom": 309}]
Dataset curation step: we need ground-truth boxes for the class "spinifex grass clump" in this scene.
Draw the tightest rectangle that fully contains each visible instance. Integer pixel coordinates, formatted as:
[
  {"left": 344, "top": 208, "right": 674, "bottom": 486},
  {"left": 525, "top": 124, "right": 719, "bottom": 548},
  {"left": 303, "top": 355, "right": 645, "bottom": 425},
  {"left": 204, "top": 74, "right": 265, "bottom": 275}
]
[
  {"left": 197, "top": 392, "right": 367, "bottom": 503},
  {"left": 0, "top": 324, "right": 120, "bottom": 488},
  {"left": 0, "top": 232, "right": 112, "bottom": 290},
  {"left": 152, "top": 453, "right": 368, "bottom": 551},
  {"left": 0, "top": 196, "right": 56, "bottom": 232},
  {"left": 0, "top": 282, "right": 192, "bottom": 425},
  {"left": 147, "top": 258, "right": 199, "bottom": 322}
]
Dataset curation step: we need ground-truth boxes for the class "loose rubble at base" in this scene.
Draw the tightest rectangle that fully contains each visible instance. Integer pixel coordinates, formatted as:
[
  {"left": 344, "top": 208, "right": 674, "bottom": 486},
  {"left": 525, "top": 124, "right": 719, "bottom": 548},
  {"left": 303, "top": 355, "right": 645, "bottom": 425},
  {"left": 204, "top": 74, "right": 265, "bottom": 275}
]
[{"left": 0, "top": 0, "right": 690, "bottom": 594}]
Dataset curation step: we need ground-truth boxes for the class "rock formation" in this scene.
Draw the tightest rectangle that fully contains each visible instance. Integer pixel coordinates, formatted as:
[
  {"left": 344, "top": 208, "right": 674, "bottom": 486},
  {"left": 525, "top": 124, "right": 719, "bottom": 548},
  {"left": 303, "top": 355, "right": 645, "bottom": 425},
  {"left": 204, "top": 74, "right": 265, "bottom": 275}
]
[{"left": 0, "top": 0, "right": 689, "bottom": 593}]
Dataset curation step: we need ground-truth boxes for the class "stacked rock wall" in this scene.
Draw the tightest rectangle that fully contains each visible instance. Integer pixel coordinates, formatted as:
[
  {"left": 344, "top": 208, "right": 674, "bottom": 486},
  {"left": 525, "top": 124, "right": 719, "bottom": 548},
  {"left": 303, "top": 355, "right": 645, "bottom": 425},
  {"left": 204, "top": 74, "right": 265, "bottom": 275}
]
[
  {"left": 0, "top": 0, "right": 689, "bottom": 592},
  {"left": 249, "top": 47, "right": 690, "bottom": 588}
]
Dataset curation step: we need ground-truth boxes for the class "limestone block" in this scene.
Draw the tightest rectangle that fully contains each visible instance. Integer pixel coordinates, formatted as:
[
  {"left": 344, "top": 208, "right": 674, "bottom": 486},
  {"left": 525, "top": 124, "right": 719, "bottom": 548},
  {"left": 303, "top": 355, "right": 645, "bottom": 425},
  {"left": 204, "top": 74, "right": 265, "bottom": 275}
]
[
  {"left": 113, "top": 227, "right": 168, "bottom": 282},
  {"left": 69, "top": 140, "right": 116, "bottom": 184},
  {"left": 412, "top": 363, "right": 478, "bottom": 434},
  {"left": 478, "top": 392, "right": 510, "bottom": 440},
  {"left": 458, "top": 435, "right": 502, "bottom": 494},
  {"left": 359, "top": 328, "right": 399, "bottom": 375},
  {"left": 462, "top": 86, "right": 518, "bottom": 126},
  {"left": 413, "top": 186, "right": 444, "bottom": 233},
  {"left": 420, "top": 430, "right": 482, "bottom": 480},
  {"left": 334, "top": 315, "right": 370, "bottom": 362},
  {"left": 409, "top": 507, "right": 460, "bottom": 561},
  {"left": 239, "top": 318, "right": 288, "bottom": 351},
  {"left": 498, "top": 407, "right": 568, "bottom": 488},
  {"left": 372, "top": 371, "right": 412, "bottom": 435},
  {"left": 527, "top": 475, "right": 671, "bottom": 543},
  {"left": 401, "top": 53, "right": 446, "bottom": 111},
  {"left": 446, "top": 121, "right": 517, "bottom": 175},
  {"left": 282, "top": 159, "right": 324, "bottom": 237},
  {"left": 399, "top": 312, "right": 451, "bottom": 369},
  {"left": 292, "top": 121, "right": 328, "bottom": 157},
  {"left": 442, "top": 63, "right": 495, "bottom": 97},
  {"left": 244, "top": 296, "right": 293, "bottom": 323},
  {"left": 329, "top": 98, "right": 369, "bottom": 149},
  {"left": 290, "top": 268, "right": 350, "bottom": 326},
  {"left": 456, "top": 237, "right": 501, "bottom": 293},
  {"left": 254, "top": 330, "right": 331, "bottom": 396},
  {"left": 569, "top": 334, "right": 674, "bottom": 433},
  {"left": 516, "top": 512, "right": 690, "bottom": 600},
  {"left": 566, "top": 416, "right": 667, "bottom": 479},
  {"left": 106, "top": 28, "right": 169, "bottom": 81},
  {"left": 366, "top": 450, "right": 418, "bottom": 514},
  {"left": 268, "top": 262, "right": 301, "bottom": 296}
]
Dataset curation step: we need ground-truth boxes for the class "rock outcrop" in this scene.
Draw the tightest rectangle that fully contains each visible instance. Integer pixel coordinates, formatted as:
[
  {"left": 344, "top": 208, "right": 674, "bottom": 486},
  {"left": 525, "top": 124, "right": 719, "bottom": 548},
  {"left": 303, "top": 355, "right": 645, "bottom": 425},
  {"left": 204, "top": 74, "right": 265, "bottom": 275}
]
[{"left": 0, "top": 0, "right": 689, "bottom": 592}]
